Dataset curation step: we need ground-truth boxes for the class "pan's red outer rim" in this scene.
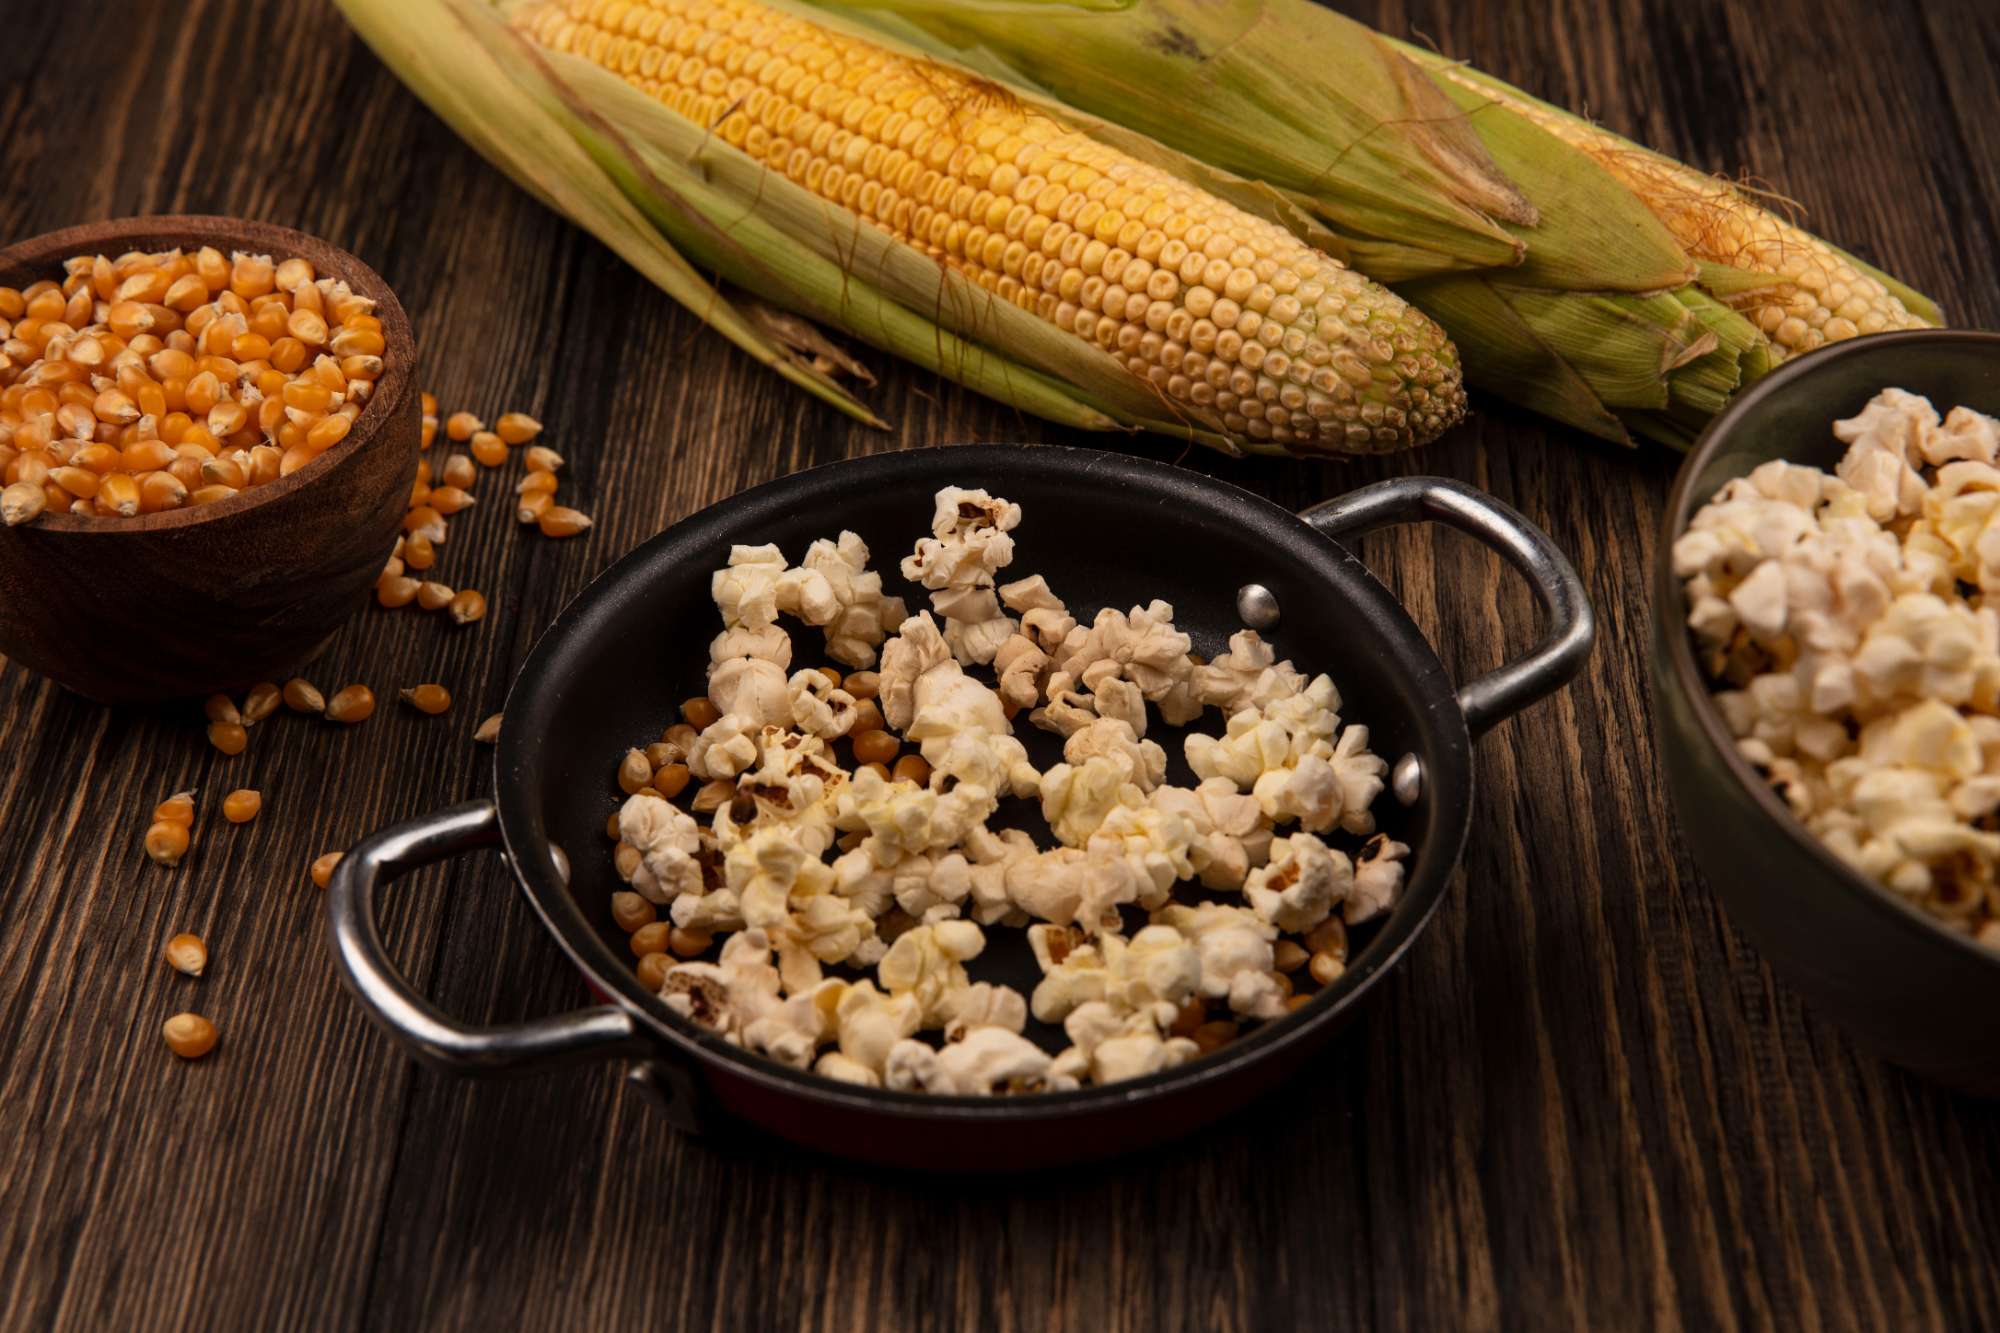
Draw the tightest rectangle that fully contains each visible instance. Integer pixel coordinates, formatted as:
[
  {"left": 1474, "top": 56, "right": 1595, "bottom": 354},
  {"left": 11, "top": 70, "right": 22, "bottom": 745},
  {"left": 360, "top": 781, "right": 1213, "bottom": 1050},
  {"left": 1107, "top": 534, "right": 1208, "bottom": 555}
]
[{"left": 496, "top": 443, "right": 1476, "bottom": 1119}]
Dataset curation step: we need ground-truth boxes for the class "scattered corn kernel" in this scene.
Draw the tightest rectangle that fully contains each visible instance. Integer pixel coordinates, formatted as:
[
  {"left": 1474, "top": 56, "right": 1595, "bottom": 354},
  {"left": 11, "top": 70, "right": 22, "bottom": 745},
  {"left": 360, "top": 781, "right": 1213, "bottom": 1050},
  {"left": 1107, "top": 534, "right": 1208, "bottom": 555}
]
[
  {"left": 860, "top": 761, "right": 892, "bottom": 782},
  {"left": 401, "top": 683, "right": 451, "bottom": 715},
  {"left": 241, "top": 681, "right": 281, "bottom": 724},
  {"left": 1308, "top": 950, "right": 1345, "bottom": 986},
  {"left": 311, "top": 851, "right": 342, "bottom": 888},
  {"left": 523, "top": 445, "right": 563, "bottom": 474},
  {"left": 851, "top": 729, "right": 899, "bottom": 765},
  {"left": 611, "top": 890, "right": 656, "bottom": 932},
  {"left": 164, "top": 932, "right": 208, "bottom": 976},
  {"left": 445, "top": 411, "right": 482, "bottom": 441},
  {"left": 635, "top": 951, "right": 672, "bottom": 991},
  {"left": 416, "top": 580, "right": 455, "bottom": 611},
  {"left": 326, "top": 684, "right": 375, "bottom": 723},
  {"left": 681, "top": 697, "right": 720, "bottom": 728},
  {"left": 222, "top": 788, "right": 262, "bottom": 823},
  {"left": 448, "top": 589, "right": 487, "bottom": 624},
  {"left": 144, "top": 819, "right": 191, "bottom": 867},
  {"left": 428, "top": 485, "right": 474, "bottom": 514},
  {"left": 162, "top": 1012, "right": 219, "bottom": 1060},
  {"left": 473, "top": 712, "right": 503, "bottom": 744},
  {"left": 538, "top": 505, "right": 592, "bottom": 538},
  {"left": 153, "top": 789, "right": 197, "bottom": 825},
  {"left": 3, "top": 480, "right": 47, "bottom": 525},
  {"left": 617, "top": 748, "right": 653, "bottom": 794},
  {"left": 614, "top": 842, "right": 642, "bottom": 879},
  {"left": 516, "top": 491, "right": 553, "bottom": 525},
  {"left": 891, "top": 753, "right": 931, "bottom": 786},
  {"left": 204, "top": 693, "right": 241, "bottom": 726},
  {"left": 1273, "top": 940, "right": 1308, "bottom": 973},
  {"left": 207, "top": 721, "right": 248, "bottom": 756},
  {"left": 653, "top": 762, "right": 690, "bottom": 799},
  {"left": 376, "top": 574, "right": 420, "bottom": 607},
  {"left": 440, "top": 453, "right": 475, "bottom": 489},
  {"left": 668, "top": 926, "right": 713, "bottom": 958},
  {"left": 494, "top": 411, "right": 541, "bottom": 444},
  {"left": 283, "top": 677, "right": 324, "bottom": 713},
  {"left": 470, "top": 431, "right": 507, "bottom": 467},
  {"left": 690, "top": 778, "right": 734, "bottom": 813},
  {"left": 629, "top": 921, "right": 671, "bottom": 957}
]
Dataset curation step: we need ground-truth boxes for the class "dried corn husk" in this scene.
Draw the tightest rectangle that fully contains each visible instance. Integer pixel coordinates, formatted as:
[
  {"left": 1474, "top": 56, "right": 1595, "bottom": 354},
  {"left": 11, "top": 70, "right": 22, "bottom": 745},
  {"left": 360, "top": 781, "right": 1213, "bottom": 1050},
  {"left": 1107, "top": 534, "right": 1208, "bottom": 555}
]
[{"left": 816, "top": 0, "right": 1941, "bottom": 446}]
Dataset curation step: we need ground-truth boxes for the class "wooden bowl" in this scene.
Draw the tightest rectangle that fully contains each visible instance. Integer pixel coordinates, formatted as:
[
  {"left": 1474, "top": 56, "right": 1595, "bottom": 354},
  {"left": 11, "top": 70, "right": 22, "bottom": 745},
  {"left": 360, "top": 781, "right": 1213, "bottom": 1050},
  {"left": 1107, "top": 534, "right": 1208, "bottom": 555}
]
[{"left": 0, "top": 216, "right": 420, "bottom": 704}]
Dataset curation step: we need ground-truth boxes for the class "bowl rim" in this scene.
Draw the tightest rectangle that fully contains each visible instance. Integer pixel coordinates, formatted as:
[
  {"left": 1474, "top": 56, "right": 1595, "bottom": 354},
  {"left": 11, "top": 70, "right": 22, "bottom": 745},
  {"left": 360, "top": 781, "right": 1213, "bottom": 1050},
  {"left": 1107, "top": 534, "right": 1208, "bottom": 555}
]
[
  {"left": 1658, "top": 327, "right": 2000, "bottom": 972},
  {"left": 0, "top": 213, "right": 415, "bottom": 534}
]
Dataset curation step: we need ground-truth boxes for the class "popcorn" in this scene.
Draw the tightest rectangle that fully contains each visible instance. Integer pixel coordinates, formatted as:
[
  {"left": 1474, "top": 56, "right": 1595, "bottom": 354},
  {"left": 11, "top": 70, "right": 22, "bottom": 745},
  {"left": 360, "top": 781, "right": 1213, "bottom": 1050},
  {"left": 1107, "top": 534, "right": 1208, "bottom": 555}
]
[
  {"left": 712, "top": 543, "right": 789, "bottom": 629},
  {"left": 1063, "top": 717, "right": 1167, "bottom": 792},
  {"left": 613, "top": 477, "right": 1416, "bottom": 1101},
  {"left": 1185, "top": 674, "right": 1385, "bottom": 835},
  {"left": 658, "top": 929, "right": 831, "bottom": 1068},
  {"left": 1243, "top": 832, "right": 1349, "bottom": 933},
  {"left": 1049, "top": 1000, "right": 1199, "bottom": 1086},
  {"left": 877, "top": 919, "right": 987, "bottom": 1026},
  {"left": 1148, "top": 778, "right": 1271, "bottom": 889},
  {"left": 708, "top": 656, "right": 792, "bottom": 728},
  {"left": 1152, "top": 902, "right": 1285, "bottom": 1018},
  {"left": 709, "top": 624, "right": 791, "bottom": 669},
  {"left": 930, "top": 1026, "right": 1077, "bottom": 1094},
  {"left": 901, "top": 487, "right": 1023, "bottom": 665},
  {"left": 1191, "top": 629, "right": 1306, "bottom": 716},
  {"left": 1025, "top": 922, "right": 1202, "bottom": 1023},
  {"left": 687, "top": 713, "right": 759, "bottom": 780},
  {"left": 787, "top": 669, "right": 860, "bottom": 739},
  {"left": 1346, "top": 833, "right": 1411, "bottom": 924},
  {"left": 1680, "top": 387, "right": 2000, "bottom": 946},
  {"left": 1054, "top": 600, "right": 1202, "bottom": 725},
  {"left": 616, "top": 792, "right": 704, "bottom": 905}
]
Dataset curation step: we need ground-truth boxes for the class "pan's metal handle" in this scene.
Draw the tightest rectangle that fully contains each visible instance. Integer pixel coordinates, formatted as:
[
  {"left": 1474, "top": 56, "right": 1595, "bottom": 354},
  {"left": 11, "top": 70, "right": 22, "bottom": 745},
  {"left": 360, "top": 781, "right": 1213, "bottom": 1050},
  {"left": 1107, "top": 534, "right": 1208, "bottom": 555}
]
[
  {"left": 326, "top": 799, "right": 645, "bottom": 1073},
  {"left": 1301, "top": 476, "right": 1594, "bottom": 737}
]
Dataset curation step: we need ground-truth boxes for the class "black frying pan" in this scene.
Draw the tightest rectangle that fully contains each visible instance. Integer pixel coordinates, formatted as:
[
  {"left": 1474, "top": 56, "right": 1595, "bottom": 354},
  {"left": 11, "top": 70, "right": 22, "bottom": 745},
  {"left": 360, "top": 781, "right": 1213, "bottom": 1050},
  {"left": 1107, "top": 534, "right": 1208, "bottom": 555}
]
[{"left": 327, "top": 446, "right": 1592, "bottom": 1169}]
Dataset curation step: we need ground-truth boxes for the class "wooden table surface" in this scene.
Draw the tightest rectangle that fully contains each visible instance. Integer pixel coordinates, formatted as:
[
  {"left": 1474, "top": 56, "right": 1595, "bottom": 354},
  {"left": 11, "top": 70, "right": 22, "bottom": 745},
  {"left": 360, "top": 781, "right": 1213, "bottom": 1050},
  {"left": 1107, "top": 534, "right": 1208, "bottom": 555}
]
[{"left": 4, "top": 0, "right": 1998, "bottom": 1329}]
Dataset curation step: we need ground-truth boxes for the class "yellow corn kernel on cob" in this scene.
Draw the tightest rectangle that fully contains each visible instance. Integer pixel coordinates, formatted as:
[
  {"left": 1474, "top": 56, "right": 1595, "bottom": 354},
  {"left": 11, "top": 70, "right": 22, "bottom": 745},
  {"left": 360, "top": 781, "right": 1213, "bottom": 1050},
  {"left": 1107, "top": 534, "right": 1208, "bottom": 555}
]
[{"left": 509, "top": 0, "right": 1465, "bottom": 454}]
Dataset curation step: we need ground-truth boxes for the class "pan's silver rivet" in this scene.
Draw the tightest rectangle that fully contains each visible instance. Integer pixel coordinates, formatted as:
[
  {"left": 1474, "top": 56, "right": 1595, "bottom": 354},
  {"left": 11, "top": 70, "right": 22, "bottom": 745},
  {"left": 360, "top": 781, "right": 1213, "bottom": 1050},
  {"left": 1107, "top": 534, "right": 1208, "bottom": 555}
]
[
  {"left": 1392, "top": 753, "right": 1422, "bottom": 806},
  {"left": 1236, "top": 583, "right": 1281, "bottom": 629}
]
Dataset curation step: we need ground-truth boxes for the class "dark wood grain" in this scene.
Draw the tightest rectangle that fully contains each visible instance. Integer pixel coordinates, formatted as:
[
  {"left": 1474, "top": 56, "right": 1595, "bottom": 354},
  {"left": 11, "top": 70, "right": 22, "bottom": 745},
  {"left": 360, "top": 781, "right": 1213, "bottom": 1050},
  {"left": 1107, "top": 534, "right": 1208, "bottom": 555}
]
[{"left": 2, "top": 1, "right": 1997, "bottom": 1329}]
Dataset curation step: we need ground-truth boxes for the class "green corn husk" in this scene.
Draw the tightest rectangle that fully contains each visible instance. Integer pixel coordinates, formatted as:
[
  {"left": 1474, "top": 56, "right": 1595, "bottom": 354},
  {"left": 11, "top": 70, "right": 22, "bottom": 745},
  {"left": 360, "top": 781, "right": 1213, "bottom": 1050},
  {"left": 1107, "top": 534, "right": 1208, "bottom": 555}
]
[
  {"left": 811, "top": 0, "right": 1940, "bottom": 447},
  {"left": 336, "top": 0, "right": 1483, "bottom": 458}
]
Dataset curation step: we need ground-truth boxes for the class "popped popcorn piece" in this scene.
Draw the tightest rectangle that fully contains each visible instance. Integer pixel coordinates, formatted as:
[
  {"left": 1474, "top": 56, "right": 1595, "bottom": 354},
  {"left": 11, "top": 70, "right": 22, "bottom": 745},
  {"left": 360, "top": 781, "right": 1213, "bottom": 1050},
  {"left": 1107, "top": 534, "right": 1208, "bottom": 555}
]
[
  {"left": 617, "top": 792, "right": 704, "bottom": 905},
  {"left": 814, "top": 1050, "right": 881, "bottom": 1087},
  {"left": 1050, "top": 1000, "right": 1200, "bottom": 1086},
  {"left": 708, "top": 656, "right": 792, "bottom": 729},
  {"left": 883, "top": 1037, "right": 944, "bottom": 1092},
  {"left": 687, "top": 713, "right": 760, "bottom": 780},
  {"left": 834, "top": 765, "right": 997, "bottom": 864},
  {"left": 1191, "top": 629, "right": 1307, "bottom": 716},
  {"left": 1054, "top": 600, "right": 1201, "bottom": 724},
  {"left": 992, "top": 632, "right": 1049, "bottom": 711},
  {"left": 940, "top": 981, "right": 1028, "bottom": 1041},
  {"left": 877, "top": 919, "right": 987, "bottom": 1026},
  {"left": 828, "top": 979, "right": 922, "bottom": 1075},
  {"left": 712, "top": 543, "right": 789, "bottom": 629},
  {"left": 709, "top": 624, "right": 792, "bottom": 669},
  {"left": 930, "top": 1026, "right": 1077, "bottom": 1094},
  {"left": 1149, "top": 778, "right": 1272, "bottom": 889},
  {"left": 787, "top": 669, "right": 860, "bottom": 739},
  {"left": 1185, "top": 674, "right": 1385, "bottom": 835},
  {"left": 1086, "top": 801, "right": 1197, "bottom": 909},
  {"left": 727, "top": 827, "right": 877, "bottom": 989},
  {"left": 1063, "top": 717, "right": 1167, "bottom": 792},
  {"left": 1025, "top": 922, "right": 1203, "bottom": 1023},
  {"left": 901, "top": 488, "right": 1023, "bottom": 666},
  {"left": 1040, "top": 754, "right": 1141, "bottom": 847},
  {"left": 779, "top": 531, "right": 907, "bottom": 668},
  {"left": 1833, "top": 387, "right": 1938, "bottom": 522},
  {"left": 877, "top": 611, "right": 955, "bottom": 732},
  {"left": 1243, "top": 831, "right": 1350, "bottom": 933},
  {"left": 1346, "top": 833, "right": 1411, "bottom": 924},
  {"left": 1153, "top": 902, "right": 1285, "bottom": 1019},
  {"left": 658, "top": 929, "right": 830, "bottom": 1068}
]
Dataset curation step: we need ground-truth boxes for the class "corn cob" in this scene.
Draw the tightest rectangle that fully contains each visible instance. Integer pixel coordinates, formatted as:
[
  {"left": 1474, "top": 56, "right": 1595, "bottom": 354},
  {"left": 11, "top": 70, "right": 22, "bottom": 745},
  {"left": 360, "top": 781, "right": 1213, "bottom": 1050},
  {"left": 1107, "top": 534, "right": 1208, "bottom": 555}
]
[
  {"left": 503, "top": 0, "right": 1463, "bottom": 454},
  {"left": 818, "top": 0, "right": 1941, "bottom": 447},
  {"left": 1413, "top": 57, "right": 1932, "bottom": 361}
]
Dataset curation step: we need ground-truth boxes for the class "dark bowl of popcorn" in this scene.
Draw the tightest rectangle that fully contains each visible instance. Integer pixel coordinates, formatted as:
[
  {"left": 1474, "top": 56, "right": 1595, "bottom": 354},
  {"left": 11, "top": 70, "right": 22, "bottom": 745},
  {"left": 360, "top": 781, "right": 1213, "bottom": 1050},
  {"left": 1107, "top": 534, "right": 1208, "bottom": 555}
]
[{"left": 1651, "top": 328, "right": 2000, "bottom": 1097}]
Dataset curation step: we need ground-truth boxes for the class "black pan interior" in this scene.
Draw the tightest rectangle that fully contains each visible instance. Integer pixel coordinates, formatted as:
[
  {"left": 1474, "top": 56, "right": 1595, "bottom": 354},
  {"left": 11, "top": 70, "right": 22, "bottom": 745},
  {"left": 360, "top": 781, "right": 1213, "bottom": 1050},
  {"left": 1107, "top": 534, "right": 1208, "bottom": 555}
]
[{"left": 496, "top": 444, "right": 1473, "bottom": 1111}]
